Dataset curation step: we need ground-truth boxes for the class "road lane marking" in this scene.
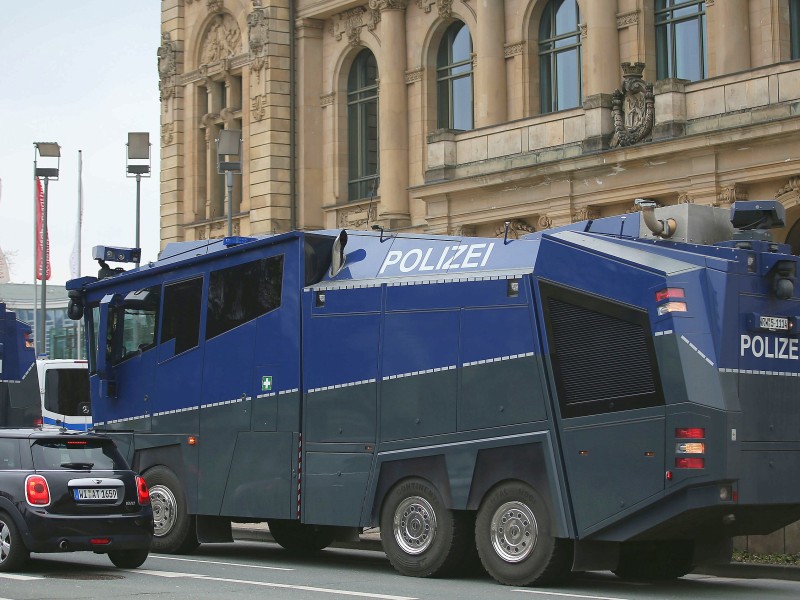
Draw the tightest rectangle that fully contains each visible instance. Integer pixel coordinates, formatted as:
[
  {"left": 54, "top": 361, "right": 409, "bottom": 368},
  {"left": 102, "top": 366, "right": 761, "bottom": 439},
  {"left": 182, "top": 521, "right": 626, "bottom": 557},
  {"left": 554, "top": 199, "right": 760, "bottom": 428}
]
[
  {"left": 137, "top": 570, "right": 417, "bottom": 599},
  {"left": 512, "top": 590, "right": 631, "bottom": 600},
  {"left": 0, "top": 573, "right": 43, "bottom": 581},
  {"left": 151, "top": 554, "right": 294, "bottom": 571}
]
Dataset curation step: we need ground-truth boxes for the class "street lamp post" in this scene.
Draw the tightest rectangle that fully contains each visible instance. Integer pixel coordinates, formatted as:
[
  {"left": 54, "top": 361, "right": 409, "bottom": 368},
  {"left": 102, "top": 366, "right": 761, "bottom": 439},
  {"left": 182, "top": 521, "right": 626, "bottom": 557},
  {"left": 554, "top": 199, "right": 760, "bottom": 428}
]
[
  {"left": 215, "top": 129, "right": 242, "bottom": 238},
  {"left": 126, "top": 132, "right": 151, "bottom": 261},
  {"left": 33, "top": 142, "right": 60, "bottom": 356}
]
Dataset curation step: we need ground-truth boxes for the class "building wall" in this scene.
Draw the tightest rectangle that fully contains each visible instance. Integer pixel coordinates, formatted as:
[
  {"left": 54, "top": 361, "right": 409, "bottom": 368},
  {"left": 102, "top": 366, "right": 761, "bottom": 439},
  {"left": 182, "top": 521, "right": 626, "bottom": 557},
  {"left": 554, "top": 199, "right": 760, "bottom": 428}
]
[{"left": 159, "top": 0, "right": 800, "bottom": 246}]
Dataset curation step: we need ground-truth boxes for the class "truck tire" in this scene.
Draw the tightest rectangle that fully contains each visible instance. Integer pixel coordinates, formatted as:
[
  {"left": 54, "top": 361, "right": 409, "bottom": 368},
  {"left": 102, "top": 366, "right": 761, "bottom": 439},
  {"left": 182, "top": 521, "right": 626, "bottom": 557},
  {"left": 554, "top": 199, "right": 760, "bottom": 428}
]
[
  {"left": 144, "top": 466, "right": 199, "bottom": 554},
  {"left": 380, "top": 477, "right": 472, "bottom": 578},
  {"left": 614, "top": 540, "right": 694, "bottom": 581},
  {"left": 267, "top": 520, "right": 335, "bottom": 554},
  {"left": 475, "top": 482, "right": 572, "bottom": 586},
  {"left": 0, "top": 511, "right": 29, "bottom": 572},
  {"left": 108, "top": 548, "right": 150, "bottom": 569}
]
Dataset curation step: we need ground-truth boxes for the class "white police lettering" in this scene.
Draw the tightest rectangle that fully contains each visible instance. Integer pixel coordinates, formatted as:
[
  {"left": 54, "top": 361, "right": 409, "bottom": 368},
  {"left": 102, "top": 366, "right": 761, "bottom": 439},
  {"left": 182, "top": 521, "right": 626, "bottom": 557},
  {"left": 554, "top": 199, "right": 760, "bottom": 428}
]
[
  {"left": 379, "top": 242, "right": 496, "bottom": 275},
  {"left": 740, "top": 334, "right": 799, "bottom": 360}
]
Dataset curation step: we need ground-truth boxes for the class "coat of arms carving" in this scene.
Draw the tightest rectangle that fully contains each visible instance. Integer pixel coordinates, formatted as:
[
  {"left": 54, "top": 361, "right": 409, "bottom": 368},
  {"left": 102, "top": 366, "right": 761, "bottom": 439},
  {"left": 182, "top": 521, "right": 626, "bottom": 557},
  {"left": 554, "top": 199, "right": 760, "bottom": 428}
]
[{"left": 610, "top": 62, "right": 655, "bottom": 148}]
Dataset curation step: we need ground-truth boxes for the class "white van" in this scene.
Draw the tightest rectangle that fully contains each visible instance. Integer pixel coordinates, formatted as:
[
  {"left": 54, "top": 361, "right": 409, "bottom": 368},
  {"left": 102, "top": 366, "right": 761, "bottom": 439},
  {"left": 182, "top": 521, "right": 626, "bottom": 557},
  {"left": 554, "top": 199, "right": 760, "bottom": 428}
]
[{"left": 0, "top": 359, "right": 90, "bottom": 431}]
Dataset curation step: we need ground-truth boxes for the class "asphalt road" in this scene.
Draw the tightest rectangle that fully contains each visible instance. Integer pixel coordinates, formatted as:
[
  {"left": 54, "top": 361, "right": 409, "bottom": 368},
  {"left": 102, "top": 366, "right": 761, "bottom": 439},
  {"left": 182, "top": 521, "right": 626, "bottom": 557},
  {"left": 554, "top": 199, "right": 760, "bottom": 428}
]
[{"left": 3, "top": 541, "right": 800, "bottom": 600}]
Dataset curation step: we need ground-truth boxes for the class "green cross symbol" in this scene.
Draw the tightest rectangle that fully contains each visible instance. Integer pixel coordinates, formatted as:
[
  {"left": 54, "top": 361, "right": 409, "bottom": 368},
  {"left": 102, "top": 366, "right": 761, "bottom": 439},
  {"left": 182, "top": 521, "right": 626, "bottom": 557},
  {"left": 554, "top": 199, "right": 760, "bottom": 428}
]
[{"left": 262, "top": 376, "right": 272, "bottom": 391}]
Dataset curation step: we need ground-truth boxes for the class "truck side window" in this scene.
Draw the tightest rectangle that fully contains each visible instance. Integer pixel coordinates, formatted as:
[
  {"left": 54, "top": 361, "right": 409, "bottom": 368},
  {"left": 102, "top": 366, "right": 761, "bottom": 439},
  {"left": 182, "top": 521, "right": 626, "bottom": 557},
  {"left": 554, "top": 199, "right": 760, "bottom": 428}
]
[
  {"left": 161, "top": 277, "right": 203, "bottom": 355},
  {"left": 111, "top": 286, "right": 160, "bottom": 364},
  {"left": 206, "top": 255, "right": 284, "bottom": 340}
]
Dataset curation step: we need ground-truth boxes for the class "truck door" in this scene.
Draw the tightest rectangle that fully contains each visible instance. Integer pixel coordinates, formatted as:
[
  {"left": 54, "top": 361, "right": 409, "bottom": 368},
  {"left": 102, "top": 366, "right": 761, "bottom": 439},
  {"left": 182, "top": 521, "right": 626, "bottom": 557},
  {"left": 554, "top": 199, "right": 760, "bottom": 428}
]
[
  {"left": 152, "top": 276, "right": 204, "bottom": 435},
  {"left": 537, "top": 277, "right": 666, "bottom": 537}
]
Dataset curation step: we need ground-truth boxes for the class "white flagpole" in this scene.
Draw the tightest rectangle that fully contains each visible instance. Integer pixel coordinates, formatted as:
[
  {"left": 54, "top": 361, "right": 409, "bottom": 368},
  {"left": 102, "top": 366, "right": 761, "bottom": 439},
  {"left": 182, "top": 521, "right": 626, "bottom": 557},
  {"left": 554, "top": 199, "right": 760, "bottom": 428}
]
[{"left": 72, "top": 150, "right": 84, "bottom": 358}]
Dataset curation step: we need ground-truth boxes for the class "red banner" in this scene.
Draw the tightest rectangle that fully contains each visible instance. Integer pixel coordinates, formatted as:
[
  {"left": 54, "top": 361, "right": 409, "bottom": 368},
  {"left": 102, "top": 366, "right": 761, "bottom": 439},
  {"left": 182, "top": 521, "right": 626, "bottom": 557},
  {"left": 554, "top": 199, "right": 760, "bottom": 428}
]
[{"left": 35, "top": 177, "right": 51, "bottom": 281}]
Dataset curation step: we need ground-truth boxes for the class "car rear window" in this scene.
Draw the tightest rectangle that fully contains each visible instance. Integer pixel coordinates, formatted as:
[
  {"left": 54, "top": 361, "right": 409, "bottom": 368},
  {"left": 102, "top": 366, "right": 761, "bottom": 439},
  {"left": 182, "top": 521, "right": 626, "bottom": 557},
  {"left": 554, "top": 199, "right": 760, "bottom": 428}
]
[{"left": 31, "top": 439, "right": 128, "bottom": 471}]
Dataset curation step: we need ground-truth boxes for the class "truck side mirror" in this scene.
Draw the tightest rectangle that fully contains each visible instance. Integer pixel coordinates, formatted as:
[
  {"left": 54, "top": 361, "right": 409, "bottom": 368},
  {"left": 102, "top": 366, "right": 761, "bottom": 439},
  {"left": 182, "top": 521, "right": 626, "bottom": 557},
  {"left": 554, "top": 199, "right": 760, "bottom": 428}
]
[
  {"left": 96, "top": 293, "right": 121, "bottom": 386},
  {"left": 330, "top": 229, "right": 348, "bottom": 277}
]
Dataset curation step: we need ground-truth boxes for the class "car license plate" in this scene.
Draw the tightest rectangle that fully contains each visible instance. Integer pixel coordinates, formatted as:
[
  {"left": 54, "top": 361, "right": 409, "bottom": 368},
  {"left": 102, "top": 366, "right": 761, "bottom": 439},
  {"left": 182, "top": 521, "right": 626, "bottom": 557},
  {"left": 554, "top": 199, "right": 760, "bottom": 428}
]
[
  {"left": 760, "top": 316, "right": 789, "bottom": 331},
  {"left": 74, "top": 488, "right": 117, "bottom": 501}
]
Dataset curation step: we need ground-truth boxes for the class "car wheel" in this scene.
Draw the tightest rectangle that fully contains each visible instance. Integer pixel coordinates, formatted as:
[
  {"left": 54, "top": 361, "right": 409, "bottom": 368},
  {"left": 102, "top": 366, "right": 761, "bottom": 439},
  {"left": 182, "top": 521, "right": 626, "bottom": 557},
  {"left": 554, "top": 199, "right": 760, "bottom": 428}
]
[
  {"left": 144, "top": 465, "right": 199, "bottom": 554},
  {"left": 267, "top": 520, "right": 336, "bottom": 554},
  {"left": 475, "top": 482, "right": 572, "bottom": 586},
  {"left": 108, "top": 548, "right": 149, "bottom": 569},
  {"left": 380, "top": 477, "right": 472, "bottom": 578},
  {"left": 0, "top": 512, "right": 29, "bottom": 572}
]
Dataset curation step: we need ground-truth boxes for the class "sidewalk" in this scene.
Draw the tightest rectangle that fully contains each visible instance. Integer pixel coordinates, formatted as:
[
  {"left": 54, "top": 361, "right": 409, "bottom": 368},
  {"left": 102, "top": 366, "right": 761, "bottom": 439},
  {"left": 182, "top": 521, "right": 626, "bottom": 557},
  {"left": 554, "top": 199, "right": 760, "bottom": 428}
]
[{"left": 231, "top": 524, "right": 800, "bottom": 581}]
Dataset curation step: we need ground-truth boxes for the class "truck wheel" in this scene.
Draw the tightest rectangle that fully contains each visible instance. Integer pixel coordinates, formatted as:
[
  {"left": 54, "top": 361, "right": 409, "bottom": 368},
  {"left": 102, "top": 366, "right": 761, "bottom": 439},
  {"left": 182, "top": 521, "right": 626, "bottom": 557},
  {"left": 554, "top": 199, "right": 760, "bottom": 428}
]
[
  {"left": 144, "top": 466, "right": 199, "bottom": 554},
  {"left": 614, "top": 540, "right": 694, "bottom": 581},
  {"left": 475, "top": 482, "right": 572, "bottom": 586},
  {"left": 380, "top": 477, "right": 472, "bottom": 578},
  {"left": 0, "top": 512, "right": 29, "bottom": 572},
  {"left": 108, "top": 548, "right": 149, "bottom": 569},
  {"left": 267, "top": 520, "right": 335, "bottom": 553}
]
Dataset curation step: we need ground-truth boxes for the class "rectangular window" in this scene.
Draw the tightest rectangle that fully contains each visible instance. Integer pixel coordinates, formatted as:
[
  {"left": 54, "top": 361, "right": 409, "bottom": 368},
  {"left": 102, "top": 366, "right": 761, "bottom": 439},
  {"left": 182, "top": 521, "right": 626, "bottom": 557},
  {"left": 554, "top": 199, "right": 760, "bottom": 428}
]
[
  {"left": 792, "top": 0, "right": 800, "bottom": 60},
  {"left": 0, "top": 438, "right": 21, "bottom": 470},
  {"left": 31, "top": 438, "right": 128, "bottom": 471},
  {"left": 161, "top": 277, "right": 203, "bottom": 355},
  {"left": 111, "top": 287, "right": 160, "bottom": 365},
  {"left": 206, "top": 255, "right": 284, "bottom": 340},
  {"left": 44, "top": 369, "right": 90, "bottom": 417}
]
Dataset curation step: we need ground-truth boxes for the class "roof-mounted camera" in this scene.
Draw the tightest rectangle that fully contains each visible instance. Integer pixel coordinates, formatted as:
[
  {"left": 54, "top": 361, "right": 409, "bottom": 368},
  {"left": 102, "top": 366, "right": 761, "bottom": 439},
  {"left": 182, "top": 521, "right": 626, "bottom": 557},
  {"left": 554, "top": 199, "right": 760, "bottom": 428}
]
[
  {"left": 730, "top": 201, "right": 785, "bottom": 242},
  {"left": 92, "top": 245, "right": 141, "bottom": 280}
]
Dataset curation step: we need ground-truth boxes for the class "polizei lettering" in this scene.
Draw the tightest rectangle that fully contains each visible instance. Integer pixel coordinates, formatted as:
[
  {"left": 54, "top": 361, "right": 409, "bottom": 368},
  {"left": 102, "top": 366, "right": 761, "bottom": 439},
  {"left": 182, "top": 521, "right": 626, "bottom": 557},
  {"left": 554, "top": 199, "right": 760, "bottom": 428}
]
[
  {"left": 379, "top": 242, "right": 495, "bottom": 275},
  {"left": 740, "top": 334, "right": 799, "bottom": 360}
]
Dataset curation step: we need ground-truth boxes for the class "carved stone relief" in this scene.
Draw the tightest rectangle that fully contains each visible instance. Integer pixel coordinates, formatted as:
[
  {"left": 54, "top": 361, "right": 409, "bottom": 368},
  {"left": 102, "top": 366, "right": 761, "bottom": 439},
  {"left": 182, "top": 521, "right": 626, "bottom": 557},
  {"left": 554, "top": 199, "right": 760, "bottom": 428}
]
[
  {"left": 252, "top": 95, "right": 266, "bottom": 122},
  {"left": 161, "top": 122, "right": 175, "bottom": 146},
  {"left": 370, "top": 0, "right": 408, "bottom": 10},
  {"left": 494, "top": 220, "right": 535, "bottom": 239},
  {"left": 158, "top": 32, "right": 178, "bottom": 102},
  {"left": 330, "top": 7, "right": 380, "bottom": 47},
  {"left": 572, "top": 207, "right": 600, "bottom": 223},
  {"left": 716, "top": 184, "right": 748, "bottom": 207},
  {"left": 405, "top": 67, "right": 424, "bottom": 84},
  {"left": 248, "top": 8, "right": 269, "bottom": 55},
  {"left": 504, "top": 42, "right": 524, "bottom": 58},
  {"left": 416, "top": 0, "right": 452, "bottom": 18},
  {"left": 610, "top": 62, "right": 655, "bottom": 148},
  {"left": 538, "top": 215, "right": 553, "bottom": 229},
  {"left": 678, "top": 192, "right": 694, "bottom": 204},
  {"left": 616, "top": 10, "right": 639, "bottom": 29},
  {"left": 200, "top": 13, "right": 242, "bottom": 65},
  {"left": 337, "top": 205, "right": 372, "bottom": 229}
]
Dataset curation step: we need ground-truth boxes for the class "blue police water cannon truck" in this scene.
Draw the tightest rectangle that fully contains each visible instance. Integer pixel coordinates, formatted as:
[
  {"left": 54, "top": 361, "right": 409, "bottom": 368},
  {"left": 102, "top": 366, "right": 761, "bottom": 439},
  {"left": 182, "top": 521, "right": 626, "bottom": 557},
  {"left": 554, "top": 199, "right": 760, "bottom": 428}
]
[
  {"left": 66, "top": 200, "right": 800, "bottom": 585},
  {"left": 0, "top": 302, "right": 35, "bottom": 383}
]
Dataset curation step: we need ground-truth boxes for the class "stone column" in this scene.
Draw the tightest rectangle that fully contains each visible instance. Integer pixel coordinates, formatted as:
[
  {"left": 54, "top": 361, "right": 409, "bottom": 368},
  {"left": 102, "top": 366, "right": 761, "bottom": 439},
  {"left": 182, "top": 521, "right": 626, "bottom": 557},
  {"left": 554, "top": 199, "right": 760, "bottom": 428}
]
[
  {"left": 474, "top": 0, "right": 507, "bottom": 127},
  {"left": 583, "top": 0, "right": 620, "bottom": 96},
  {"left": 296, "top": 19, "right": 325, "bottom": 230},
  {"left": 712, "top": 0, "right": 750, "bottom": 76},
  {"left": 376, "top": 1, "right": 410, "bottom": 226}
]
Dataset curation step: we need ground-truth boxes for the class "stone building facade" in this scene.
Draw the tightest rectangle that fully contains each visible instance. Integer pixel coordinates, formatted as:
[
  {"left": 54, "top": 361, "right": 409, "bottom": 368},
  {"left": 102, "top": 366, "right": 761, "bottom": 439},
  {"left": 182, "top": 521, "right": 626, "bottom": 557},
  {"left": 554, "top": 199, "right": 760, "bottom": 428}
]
[{"left": 159, "top": 0, "right": 800, "bottom": 250}]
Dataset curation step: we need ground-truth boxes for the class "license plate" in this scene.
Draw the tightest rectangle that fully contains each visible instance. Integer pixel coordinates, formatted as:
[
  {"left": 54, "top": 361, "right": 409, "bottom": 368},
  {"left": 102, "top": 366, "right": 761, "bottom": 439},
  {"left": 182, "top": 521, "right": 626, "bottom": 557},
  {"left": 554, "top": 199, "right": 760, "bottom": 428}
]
[
  {"left": 74, "top": 488, "right": 117, "bottom": 501},
  {"left": 760, "top": 316, "right": 789, "bottom": 331}
]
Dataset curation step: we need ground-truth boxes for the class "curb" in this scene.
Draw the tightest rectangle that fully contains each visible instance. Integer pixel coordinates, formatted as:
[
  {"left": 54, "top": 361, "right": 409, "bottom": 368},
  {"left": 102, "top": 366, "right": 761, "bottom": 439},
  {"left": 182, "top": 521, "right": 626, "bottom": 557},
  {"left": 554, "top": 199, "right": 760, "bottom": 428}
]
[{"left": 232, "top": 526, "right": 800, "bottom": 581}]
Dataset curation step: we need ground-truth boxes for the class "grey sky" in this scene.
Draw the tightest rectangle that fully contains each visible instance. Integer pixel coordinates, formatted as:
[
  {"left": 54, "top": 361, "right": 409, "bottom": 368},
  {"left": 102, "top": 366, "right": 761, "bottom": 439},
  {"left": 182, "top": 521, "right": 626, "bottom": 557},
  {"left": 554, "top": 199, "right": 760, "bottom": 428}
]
[{"left": 0, "top": 1, "right": 161, "bottom": 284}]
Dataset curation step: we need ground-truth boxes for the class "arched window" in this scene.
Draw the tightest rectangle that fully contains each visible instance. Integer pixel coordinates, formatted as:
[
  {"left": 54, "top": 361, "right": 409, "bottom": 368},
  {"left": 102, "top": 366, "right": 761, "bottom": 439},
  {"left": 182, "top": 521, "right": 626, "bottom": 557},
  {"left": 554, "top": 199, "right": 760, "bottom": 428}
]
[
  {"left": 791, "top": 0, "right": 800, "bottom": 60},
  {"left": 437, "top": 21, "right": 473, "bottom": 130},
  {"left": 539, "top": 0, "right": 582, "bottom": 114},
  {"left": 655, "top": 0, "right": 707, "bottom": 81},
  {"left": 347, "top": 49, "right": 379, "bottom": 202}
]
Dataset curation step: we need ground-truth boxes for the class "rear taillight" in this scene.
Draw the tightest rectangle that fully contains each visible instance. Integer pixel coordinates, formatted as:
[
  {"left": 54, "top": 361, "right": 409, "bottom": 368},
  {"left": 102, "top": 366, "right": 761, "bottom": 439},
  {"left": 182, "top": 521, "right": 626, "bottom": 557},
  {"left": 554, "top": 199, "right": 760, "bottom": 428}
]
[
  {"left": 674, "top": 427, "right": 706, "bottom": 470},
  {"left": 675, "top": 457, "right": 705, "bottom": 469},
  {"left": 33, "top": 417, "right": 43, "bottom": 427},
  {"left": 136, "top": 476, "right": 150, "bottom": 506},
  {"left": 656, "top": 288, "right": 687, "bottom": 315},
  {"left": 26, "top": 474, "right": 50, "bottom": 506},
  {"left": 675, "top": 427, "right": 705, "bottom": 439}
]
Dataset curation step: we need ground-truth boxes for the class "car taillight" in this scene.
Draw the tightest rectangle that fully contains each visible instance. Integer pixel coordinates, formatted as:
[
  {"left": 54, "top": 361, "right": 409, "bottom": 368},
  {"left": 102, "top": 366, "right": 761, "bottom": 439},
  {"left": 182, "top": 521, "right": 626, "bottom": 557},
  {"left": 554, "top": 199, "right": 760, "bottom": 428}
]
[
  {"left": 673, "top": 427, "right": 706, "bottom": 470},
  {"left": 675, "top": 457, "right": 705, "bottom": 469},
  {"left": 26, "top": 474, "right": 50, "bottom": 506},
  {"left": 136, "top": 476, "right": 150, "bottom": 506},
  {"left": 655, "top": 288, "right": 685, "bottom": 302},
  {"left": 656, "top": 288, "right": 687, "bottom": 315}
]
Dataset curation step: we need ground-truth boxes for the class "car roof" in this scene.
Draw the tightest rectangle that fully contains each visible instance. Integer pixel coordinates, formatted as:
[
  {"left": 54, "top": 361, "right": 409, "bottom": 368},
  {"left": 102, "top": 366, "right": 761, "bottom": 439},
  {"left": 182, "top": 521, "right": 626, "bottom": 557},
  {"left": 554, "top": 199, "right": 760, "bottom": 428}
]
[{"left": 0, "top": 428, "right": 109, "bottom": 441}]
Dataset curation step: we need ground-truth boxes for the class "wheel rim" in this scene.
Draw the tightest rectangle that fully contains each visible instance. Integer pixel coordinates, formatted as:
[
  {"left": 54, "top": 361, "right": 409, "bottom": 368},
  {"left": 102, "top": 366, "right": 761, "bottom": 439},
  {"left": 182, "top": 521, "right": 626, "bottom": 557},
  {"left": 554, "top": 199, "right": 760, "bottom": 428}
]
[
  {"left": 0, "top": 521, "right": 10, "bottom": 564},
  {"left": 490, "top": 501, "right": 538, "bottom": 563},
  {"left": 393, "top": 496, "right": 436, "bottom": 555},
  {"left": 149, "top": 484, "right": 178, "bottom": 537}
]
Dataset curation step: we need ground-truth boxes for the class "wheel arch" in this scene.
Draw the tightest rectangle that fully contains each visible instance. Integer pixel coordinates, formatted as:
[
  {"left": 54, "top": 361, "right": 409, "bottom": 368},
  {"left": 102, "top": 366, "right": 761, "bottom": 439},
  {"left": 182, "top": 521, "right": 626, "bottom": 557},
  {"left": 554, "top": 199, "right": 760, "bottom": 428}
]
[
  {"left": 370, "top": 455, "right": 451, "bottom": 522},
  {"left": 0, "top": 499, "right": 28, "bottom": 538},
  {"left": 467, "top": 442, "right": 568, "bottom": 538},
  {"left": 135, "top": 444, "right": 196, "bottom": 514}
]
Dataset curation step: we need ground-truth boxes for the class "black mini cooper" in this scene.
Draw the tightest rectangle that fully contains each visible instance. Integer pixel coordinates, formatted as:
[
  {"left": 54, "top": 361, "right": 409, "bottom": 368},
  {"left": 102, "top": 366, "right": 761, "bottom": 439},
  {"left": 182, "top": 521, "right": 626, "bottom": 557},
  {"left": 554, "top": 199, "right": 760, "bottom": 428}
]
[{"left": 0, "top": 429, "right": 153, "bottom": 571}]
